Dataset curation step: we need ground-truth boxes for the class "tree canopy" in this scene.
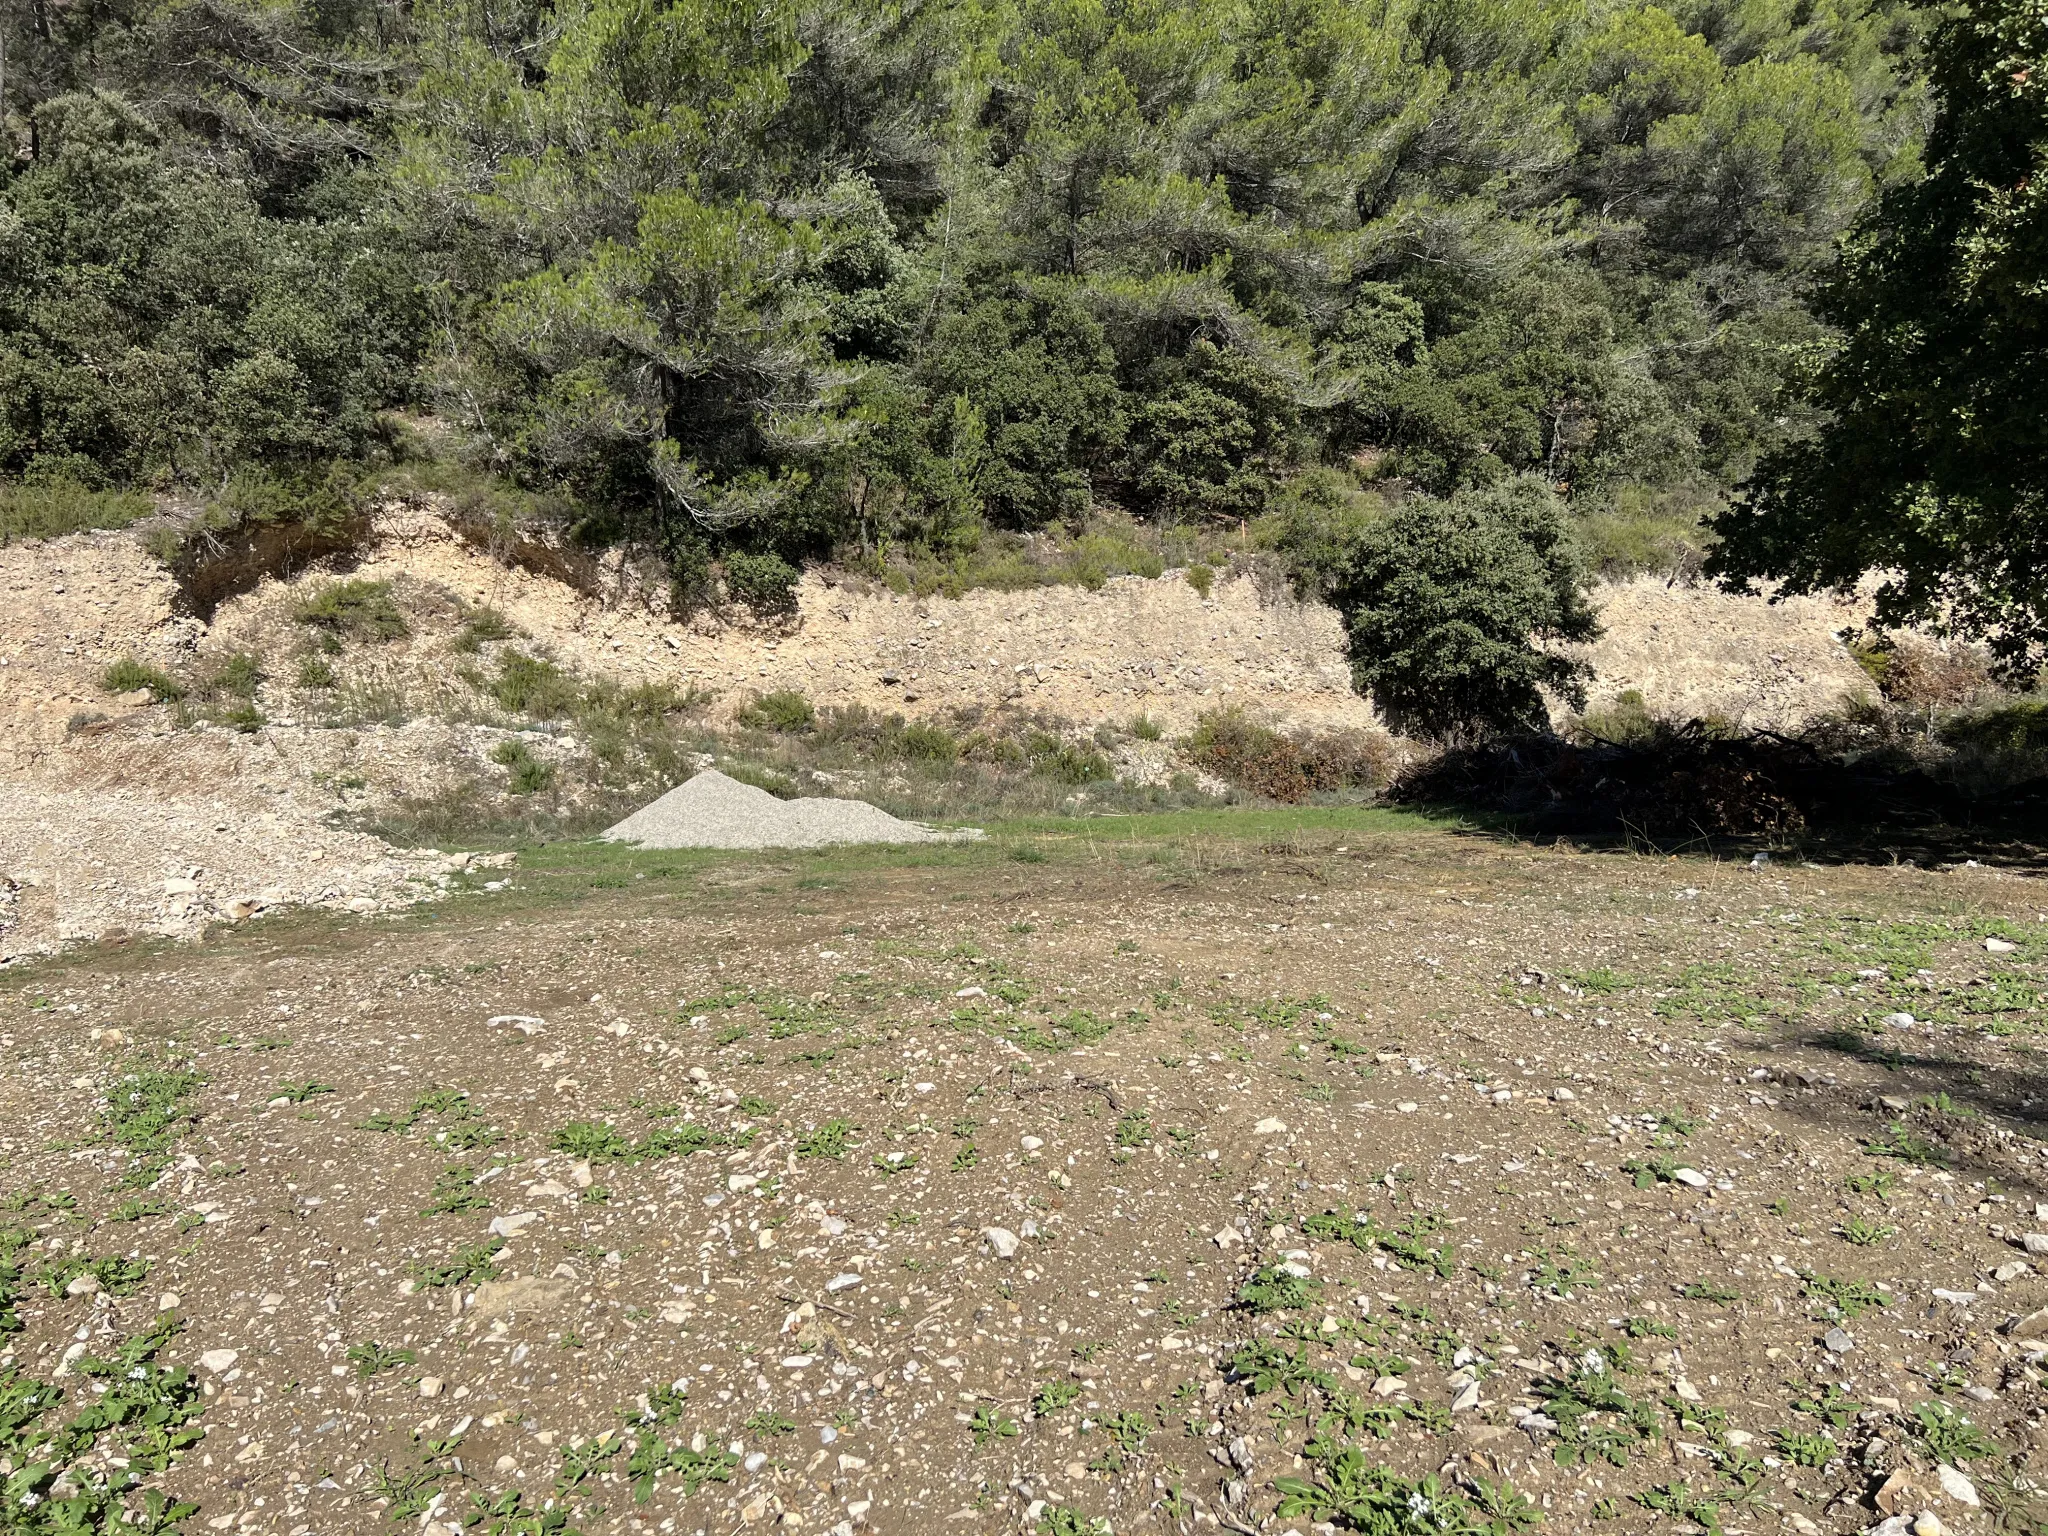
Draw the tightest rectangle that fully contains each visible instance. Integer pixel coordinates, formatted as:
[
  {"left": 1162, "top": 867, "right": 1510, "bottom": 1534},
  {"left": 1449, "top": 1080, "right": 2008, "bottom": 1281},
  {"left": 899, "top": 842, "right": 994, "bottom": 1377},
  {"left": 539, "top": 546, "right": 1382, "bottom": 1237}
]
[{"left": 1713, "top": 0, "right": 2048, "bottom": 674}]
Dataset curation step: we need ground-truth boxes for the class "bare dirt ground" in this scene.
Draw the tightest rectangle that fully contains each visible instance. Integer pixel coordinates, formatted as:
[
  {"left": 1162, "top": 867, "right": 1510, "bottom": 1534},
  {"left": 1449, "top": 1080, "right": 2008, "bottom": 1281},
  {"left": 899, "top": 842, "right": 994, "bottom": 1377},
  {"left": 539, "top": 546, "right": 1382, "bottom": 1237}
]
[{"left": 1, "top": 811, "right": 2044, "bottom": 1536}]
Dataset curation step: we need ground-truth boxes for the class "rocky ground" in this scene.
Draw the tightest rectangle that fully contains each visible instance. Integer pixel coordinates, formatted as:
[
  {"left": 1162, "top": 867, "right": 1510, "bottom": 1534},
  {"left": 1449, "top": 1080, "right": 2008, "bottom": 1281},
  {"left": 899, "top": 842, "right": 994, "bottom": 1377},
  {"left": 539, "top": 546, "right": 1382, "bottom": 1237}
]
[{"left": 0, "top": 812, "right": 2043, "bottom": 1536}]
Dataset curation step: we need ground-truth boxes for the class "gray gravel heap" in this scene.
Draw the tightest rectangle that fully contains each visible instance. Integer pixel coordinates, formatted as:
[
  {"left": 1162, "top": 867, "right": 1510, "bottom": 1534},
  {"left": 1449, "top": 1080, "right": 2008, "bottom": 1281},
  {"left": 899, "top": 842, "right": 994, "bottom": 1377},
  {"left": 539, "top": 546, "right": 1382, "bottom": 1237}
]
[{"left": 600, "top": 768, "right": 976, "bottom": 850}]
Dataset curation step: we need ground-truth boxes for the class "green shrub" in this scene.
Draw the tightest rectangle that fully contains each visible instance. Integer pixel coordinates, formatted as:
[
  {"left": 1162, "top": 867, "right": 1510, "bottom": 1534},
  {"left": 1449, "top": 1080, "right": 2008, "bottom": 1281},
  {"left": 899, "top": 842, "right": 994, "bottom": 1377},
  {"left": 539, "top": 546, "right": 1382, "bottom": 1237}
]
[
  {"left": 1939, "top": 699, "right": 2048, "bottom": 756},
  {"left": 295, "top": 579, "right": 409, "bottom": 643},
  {"left": 1026, "top": 732, "right": 1113, "bottom": 784},
  {"left": 100, "top": 657, "right": 184, "bottom": 702},
  {"left": 0, "top": 482, "right": 151, "bottom": 544},
  {"left": 1131, "top": 713, "right": 1164, "bottom": 741},
  {"left": 894, "top": 722, "right": 959, "bottom": 763},
  {"left": 485, "top": 651, "right": 582, "bottom": 718},
  {"left": 453, "top": 606, "right": 516, "bottom": 652},
  {"left": 725, "top": 552, "right": 800, "bottom": 613},
  {"left": 214, "top": 652, "right": 264, "bottom": 698},
  {"left": 297, "top": 656, "right": 338, "bottom": 688},
  {"left": 739, "top": 689, "right": 816, "bottom": 732},
  {"left": 1331, "top": 477, "right": 1600, "bottom": 740},
  {"left": 491, "top": 739, "right": 557, "bottom": 794},
  {"left": 1185, "top": 563, "right": 1215, "bottom": 598}
]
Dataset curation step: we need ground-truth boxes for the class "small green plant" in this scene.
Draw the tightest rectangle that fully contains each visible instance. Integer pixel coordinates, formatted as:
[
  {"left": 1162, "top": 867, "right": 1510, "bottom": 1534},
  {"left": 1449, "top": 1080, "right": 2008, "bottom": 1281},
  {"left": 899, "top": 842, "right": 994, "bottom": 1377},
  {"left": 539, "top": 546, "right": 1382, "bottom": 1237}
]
[
  {"left": 797, "top": 1118, "right": 856, "bottom": 1159},
  {"left": 744, "top": 1410, "right": 798, "bottom": 1436},
  {"left": 1677, "top": 1280, "right": 1741, "bottom": 1304},
  {"left": 347, "top": 1340, "right": 420, "bottom": 1379},
  {"left": 1184, "top": 562, "right": 1215, "bottom": 598},
  {"left": 273, "top": 1080, "right": 335, "bottom": 1104},
  {"left": 422, "top": 1165, "right": 490, "bottom": 1215},
  {"left": 100, "top": 657, "right": 185, "bottom": 702},
  {"left": 969, "top": 1406, "right": 1020, "bottom": 1445},
  {"left": 1038, "top": 1507, "right": 1111, "bottom": 1536},
  {"left": 1801, "top": 1272, "right": 1888, "bottom": 1319},
  {"left": 296, "top": 654, "right": 338, "bottom": 688},
  {"left": 1845, "top": 1168, "right": 1899, "bottom": 1197},
  {"left": 1790, "top": 1386, "right": 1863, "bottom": 1427},
  {"left": 410, "top": 1241, "right": 500, "bottom": 1289},
  {"left": 1837, "top": 1215, "right": 1896, "bottom": 1246},
  {"left": 1033, "top": 1380, "right": 1082, "bottom": 1415},
  {"left": 1131, "top": 712, "right": 1164, "bottom": 740},
  {"left": 1113, "top": 1111, "right": 1152, "bottom": 1147},
  {"left": 1237, "top": 1265, "right": 1323, "bottom": 1314},
  {"left": 1864, "top": 1122, "right": 1950, "bottom": 1167},
  {"left": 1912, "top": 1401, "right": 1998, "bottom": 1463},
  {"left": 1775, "top": 1428, "right": 1836, "bottom": 1467}
]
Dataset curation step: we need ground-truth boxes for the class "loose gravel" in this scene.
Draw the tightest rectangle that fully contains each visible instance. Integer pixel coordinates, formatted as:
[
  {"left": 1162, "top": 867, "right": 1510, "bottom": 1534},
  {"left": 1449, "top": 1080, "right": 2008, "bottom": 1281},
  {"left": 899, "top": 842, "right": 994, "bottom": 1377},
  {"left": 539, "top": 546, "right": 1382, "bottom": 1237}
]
[{"left": 602, "top": 768, "right": 976, "bottom": 849}]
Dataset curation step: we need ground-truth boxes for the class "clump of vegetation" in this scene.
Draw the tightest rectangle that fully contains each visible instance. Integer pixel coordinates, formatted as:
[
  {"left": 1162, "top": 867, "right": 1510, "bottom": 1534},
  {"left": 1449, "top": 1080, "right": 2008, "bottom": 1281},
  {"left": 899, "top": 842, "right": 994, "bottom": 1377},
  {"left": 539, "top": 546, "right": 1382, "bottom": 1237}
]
[
  {"left": 1186, "top": 708, "right": 1395, "bottom": 802},
  {"left": 479, "top": 650, "right": 582, "bottom": 718},
  {"left": 0, "top": 481, "right": 153, "bottom": 544},
  {"left": 738, "top": 689, "right": 816, "bottom": 732},
  {"left": 100, "top": 657, "right": 185, "bottom": 702},
  {"left": 295, "top": 579, "right": 410, "bottom": 643},
  {"left": 490, "top": 738, "right": 557, "bottom": 794}
]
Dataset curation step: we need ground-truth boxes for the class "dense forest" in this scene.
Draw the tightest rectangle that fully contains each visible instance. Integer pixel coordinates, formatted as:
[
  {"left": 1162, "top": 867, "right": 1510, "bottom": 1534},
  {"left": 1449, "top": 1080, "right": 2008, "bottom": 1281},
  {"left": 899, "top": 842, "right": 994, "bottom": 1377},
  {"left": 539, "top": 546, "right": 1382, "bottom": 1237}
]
[{"left": 1, "top": 0, "right": 2041, "bottom": 726}]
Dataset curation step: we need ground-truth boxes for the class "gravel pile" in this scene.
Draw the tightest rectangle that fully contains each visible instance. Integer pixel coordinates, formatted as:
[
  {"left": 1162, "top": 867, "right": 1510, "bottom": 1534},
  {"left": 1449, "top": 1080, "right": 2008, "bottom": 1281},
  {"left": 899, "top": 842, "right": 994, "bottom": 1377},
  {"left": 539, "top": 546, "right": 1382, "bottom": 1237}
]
[{"left": 601, "top": 768, "right": 975, "bottom": 850}]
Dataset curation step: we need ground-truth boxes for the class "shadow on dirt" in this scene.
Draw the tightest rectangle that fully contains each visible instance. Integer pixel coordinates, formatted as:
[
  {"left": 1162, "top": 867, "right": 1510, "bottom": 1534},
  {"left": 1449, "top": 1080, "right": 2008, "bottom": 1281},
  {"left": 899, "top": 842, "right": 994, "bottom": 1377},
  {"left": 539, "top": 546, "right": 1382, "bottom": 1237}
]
[{"left": 1390, "top": 727, "right": 2048, "bottom": 869}]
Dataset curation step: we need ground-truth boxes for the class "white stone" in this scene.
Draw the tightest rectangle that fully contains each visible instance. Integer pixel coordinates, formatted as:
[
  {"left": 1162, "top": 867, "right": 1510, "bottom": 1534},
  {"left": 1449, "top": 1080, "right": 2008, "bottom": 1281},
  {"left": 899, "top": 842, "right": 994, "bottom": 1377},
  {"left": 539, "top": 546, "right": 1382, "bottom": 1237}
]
[
  {"left": 1552, "top": 1088, "right": 1576, "bottom": 1102},
  {"left": 1212, "top": 1226, "right": 1243, "bottom": 1249},
  {"left": 488, "top": 1211, "right": 539, "bottom": 1237},
  {"left": 1936, "top": 1465, "right": 1979, "bottom": 1508},
  {"left": 419, "top": 1376, "right": 445, "bottom": 1398},
  {"left": 1253, "top": 1118, "right": 1288, "bottom": 1135},
  {"left": 199, "top": 1349, "right": 239, "bottom": 1373},
  {"left": 826, "top": 1272, "right": 862, "bottom": 1292},
  {"left": 1672, "top": 1168, "right": 1710, "bottom": 1188},
  {"left": 983, "top": 1227, "right": 1022, "bottom": 1259},
  {"left": 1984, "top": 937, "right": 2017, "bottom": 953}
]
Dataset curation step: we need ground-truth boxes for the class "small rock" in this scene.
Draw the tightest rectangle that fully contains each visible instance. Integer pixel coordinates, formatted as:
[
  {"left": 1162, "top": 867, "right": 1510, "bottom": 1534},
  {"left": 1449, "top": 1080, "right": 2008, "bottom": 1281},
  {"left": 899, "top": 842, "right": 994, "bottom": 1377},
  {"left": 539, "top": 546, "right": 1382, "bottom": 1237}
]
[
  {"left": 2017, "top": 1233, "right": 2048, "bottom": 1255},
  {"left": 199, "top": 1349, "right": 239, "bottom": 1373},
  {"left": 1451, "top": 1381, "right": 1481, "bottom": 1412},
  {"left": 1551, "top": 1087, "right": 1576, "bottom": 1102},
  {"left": 419, "top": 1376, "right": 445, "bottom": 1398},
  {"left": 983, "top": 1227, "right": 1022, "bottom": 1259},
  {"left": 1020, "top": 1136, "right": 1044, "bottom": 1151},
  {"left": 1880, "top": 1011, "right": 1917, "bottom": 1030},
  {"left": 65, "top": 1273, "right": 100, "bottom": 1297},
  {"left": 2010, "top": 1304, "right": 2048, "bottom": 1340},
  {"left": 1212, "top": 1226, "right": 1243, "bottom": 1249},
  {"left": 485, "top": 1015, "right": 546, "bottom": 1034},
  {"left": 1672, "top": 1168, "right": 1710, "bottom": 1189},
  {"left": 1395, "top": 1102, "right": 1419, "bottom": 1114},
  {"left": 1913, "top": 1515, "right": 1948, "bottom": 1536},
  {"left": 1787, "top": 1516, "right": 1822, "bottom": 1535},
  {"left": 1984, "top": 937, "right": 2017, "bottom": 953},
  {"left": 826, "top": 1272, "right": 862, "bottom": 1292},
  {"left": 1673, "top": 1378, "right": 1703, "bottom": 1402},
  {"left": 1935, "top": 1465, "right": 1979, "bottom": 1509},
  {"left": 1933, "top": 1289, "right": 1978, "bottom": 1306},
  {"left": 1253, "top": 1117, "right": 1288, "bottom": 1135},
  {"left": 488, "top": 1211, "right": 539, "bottom": 1238},
  {"left": 1991, "top": 1261, "right": 2030, "bottom": 1282},
  {"left": 1824, "top": 1327, "right": 1856, "bottom": 1353}
]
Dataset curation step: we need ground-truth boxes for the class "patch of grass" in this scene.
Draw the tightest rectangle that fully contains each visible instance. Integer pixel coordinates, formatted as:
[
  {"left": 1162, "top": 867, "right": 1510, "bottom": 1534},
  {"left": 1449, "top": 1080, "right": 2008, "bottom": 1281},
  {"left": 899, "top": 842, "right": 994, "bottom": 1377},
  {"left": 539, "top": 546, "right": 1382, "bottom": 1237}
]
[
  {"left": 481, "top": 650, "right": 581, "bottom": 718},
  {"left": 38, "top": 1254, "right": 151, "bottom": 1297},
  {"left": 98, "top": 1064, "right": 204, "bottom": 1187},
  {"left": 273, "top": 1080, "right": 335, "bottom": 1105},
  {"left": 295, "top": 655, "right": 338, "bottom": 688},
  {"left": 1863, "top": 1122, "right": 1950, "bottom": 1167},
  {"left": 0, "top": 480, "right": 152, "bottom": 543},
  {"left": 1033, "top": 1380, "right": 1082, "bottom": 1415},
  {"left": 100, "top": 657, "right": 185, "bottom": 702},
  {"left": 295, "top": 578, "right": 409, "bottom": 642},
  {"left": 1774, "top": 1428, "right": 1836, "bottom": 1467},
  {"left": 550, "top": 1119, "right": 739, "bottom": 1162},
  {"left": 1676, "top": 1280, "right": 1741, "bottom": 1304}
]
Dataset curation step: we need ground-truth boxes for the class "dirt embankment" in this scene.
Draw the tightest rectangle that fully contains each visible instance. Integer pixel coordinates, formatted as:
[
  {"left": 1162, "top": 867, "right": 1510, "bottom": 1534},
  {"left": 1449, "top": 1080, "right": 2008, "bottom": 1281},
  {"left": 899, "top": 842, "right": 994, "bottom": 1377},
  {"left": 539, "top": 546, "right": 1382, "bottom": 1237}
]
[{"left": 1, "top": 502, "right": 1878, "bottom": 960}]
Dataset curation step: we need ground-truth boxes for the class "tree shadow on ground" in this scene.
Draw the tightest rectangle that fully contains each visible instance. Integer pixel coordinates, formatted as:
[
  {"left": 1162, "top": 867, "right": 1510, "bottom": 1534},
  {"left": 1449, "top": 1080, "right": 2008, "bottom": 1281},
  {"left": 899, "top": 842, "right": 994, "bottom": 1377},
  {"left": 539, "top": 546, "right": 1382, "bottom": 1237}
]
[{"left": 1390, "top": 730, "right": 2048, "bottom": 869}]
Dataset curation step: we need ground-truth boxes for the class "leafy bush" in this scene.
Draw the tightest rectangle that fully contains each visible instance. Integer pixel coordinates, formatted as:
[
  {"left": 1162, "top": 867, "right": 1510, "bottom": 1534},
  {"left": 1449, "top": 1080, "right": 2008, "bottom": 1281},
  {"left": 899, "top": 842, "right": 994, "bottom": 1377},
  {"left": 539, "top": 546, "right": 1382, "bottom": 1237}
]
[
  {"left": 296, "top": 656, "right": 338, "bottom": 689},
  {"left": 1026, "top": 733, "right": 1113, "bottom": 785},
  {"left": 739, "top": 690, "right": 816, "bottom": 732},
  {"left": 894, "top": 722, "right": 958, "bottom": 763},
  {"left": 1184, "top": 564, "right": 1215, "bottom": 599},
  {"left": 295, "top": 580, "right": 410, "bottom": 643},
  {"left": 1330, "top": 477, "right": 1601, "bottom": 740},
  {"left": 0, "top": 482, "right": 151, "bottom": 545},
  {"left": 100, "top": 658, "right": 184, "bottom": 702},
  {"left": 724, "top": 552, "right": 800, "bottom": 613}
]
